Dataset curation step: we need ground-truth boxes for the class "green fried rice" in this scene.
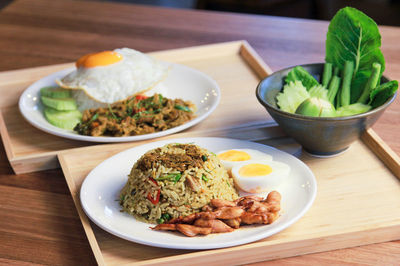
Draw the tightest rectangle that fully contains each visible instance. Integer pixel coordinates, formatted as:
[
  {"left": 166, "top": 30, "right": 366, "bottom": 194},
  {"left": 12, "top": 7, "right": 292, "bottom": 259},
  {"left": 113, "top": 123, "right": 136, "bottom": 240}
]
[{"left": 119, "top": 143, "right": 238, "bottom": 224}]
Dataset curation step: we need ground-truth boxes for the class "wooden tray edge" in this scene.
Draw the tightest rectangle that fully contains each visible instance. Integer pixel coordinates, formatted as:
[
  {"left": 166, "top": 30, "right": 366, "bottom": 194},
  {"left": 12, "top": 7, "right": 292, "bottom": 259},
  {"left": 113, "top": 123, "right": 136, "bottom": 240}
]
[
  {"left": 58, "top": 153, "right": 106, "bottom": 266},
  {"left": 362, "top": 128, "right": 400, "bottom": 180},
  {"left": 134, "top": 224, "right": 400, "bottom": 265},
  {"left": 0, "top": 110, "right": 15, "bottom": 162}
]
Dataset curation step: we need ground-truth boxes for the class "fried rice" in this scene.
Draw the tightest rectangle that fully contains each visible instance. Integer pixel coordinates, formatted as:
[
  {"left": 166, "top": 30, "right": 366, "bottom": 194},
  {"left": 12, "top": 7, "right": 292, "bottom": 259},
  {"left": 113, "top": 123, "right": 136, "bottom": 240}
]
[{"left": 119, "top": 143, "right": 239, "bottom": 224}]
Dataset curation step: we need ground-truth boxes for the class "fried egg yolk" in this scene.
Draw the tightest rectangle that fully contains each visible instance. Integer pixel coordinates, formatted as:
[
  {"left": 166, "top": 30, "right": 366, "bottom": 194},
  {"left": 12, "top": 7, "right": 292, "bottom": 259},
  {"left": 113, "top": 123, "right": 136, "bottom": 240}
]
[
  {"left": 218, "top": 150, "right": 251, "bottom": 162},
  {"left": 76, "top": 51, "right": 123, "bottom": 68},
  {"left": 238, "top": 163, "right": 273, "bottom": 177}
]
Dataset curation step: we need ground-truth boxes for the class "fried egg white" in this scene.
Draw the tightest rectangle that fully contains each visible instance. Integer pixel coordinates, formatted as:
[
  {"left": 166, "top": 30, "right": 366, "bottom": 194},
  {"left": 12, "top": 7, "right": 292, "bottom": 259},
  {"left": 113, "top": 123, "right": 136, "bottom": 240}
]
[
  {"left": 231, "top": 160, "right": 290, "bottom": 193},
  {"left": 216, "top": 149, "right": 273, "bottom": 171},
  {"left": 56, "top": 48, "right": 168, "bottom": 107}
]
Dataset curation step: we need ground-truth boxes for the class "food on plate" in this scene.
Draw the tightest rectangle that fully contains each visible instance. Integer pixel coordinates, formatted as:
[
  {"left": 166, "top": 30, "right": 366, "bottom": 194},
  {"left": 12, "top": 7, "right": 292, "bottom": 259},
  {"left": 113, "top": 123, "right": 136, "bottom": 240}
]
[
  {"left": 216, "top": 149, "right": 272, "bottom": 171},
  {"left": 152, "top": 191, "right": 281, "bottom": 237},
  {"left": 56, "top": 48, "right": 169, "bottom": 110},
  {"left": 74, "top": 93, "right": 195, "bottom": 137},
  {"left": 119, "top": 143, "right": 238, "bottom": 224},
  {"left": 277, "top": 7, "right": 398, "bottom": 117},
  {"left": 231, "top": 160, "right": 290, "bottom": 193},
  {"left": 39, "top": 48, "right": 198, "bottom": 135},
  {"left": 40, "top": 86, "right": 82, "bottom": 130}
]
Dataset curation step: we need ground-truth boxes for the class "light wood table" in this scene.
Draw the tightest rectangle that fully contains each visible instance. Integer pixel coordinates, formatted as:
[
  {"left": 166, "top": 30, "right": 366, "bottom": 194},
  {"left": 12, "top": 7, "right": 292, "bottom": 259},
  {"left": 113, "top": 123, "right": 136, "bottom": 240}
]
[{"left": 0, "top": 0, "right": 399, "bottom": 264}]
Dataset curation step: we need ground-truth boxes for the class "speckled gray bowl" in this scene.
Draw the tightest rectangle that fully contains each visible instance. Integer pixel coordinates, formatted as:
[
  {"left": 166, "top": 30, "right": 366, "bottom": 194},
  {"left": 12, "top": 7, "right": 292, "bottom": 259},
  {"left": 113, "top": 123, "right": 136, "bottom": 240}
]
[{"left": 256, "top": 63, "right": 396, "bottom": 156}]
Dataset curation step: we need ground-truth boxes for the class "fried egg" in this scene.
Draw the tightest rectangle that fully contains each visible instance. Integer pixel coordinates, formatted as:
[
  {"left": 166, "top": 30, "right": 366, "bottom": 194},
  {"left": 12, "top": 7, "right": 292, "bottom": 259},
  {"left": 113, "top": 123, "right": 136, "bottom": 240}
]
[
  {"left": 231, "top": 160, "right": 290, "bottom": 193},
  {"left": 216, "top": 149, "right": 273, "bottom": 171},
  {"left": 56, "top": 48, "right": 168, "bottom": 108}
]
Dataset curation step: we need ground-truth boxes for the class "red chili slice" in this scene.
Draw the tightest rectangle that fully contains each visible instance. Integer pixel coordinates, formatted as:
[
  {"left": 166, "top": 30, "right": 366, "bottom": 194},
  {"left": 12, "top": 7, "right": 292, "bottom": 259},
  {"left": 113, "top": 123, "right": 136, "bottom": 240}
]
[
  {"left": 147, "top": 178, "right": 160, "bottom": 204},
  {"left": 147, "top": 190, "right": 160, "bottom": 205},
  {"left": 135, "top": 95, "right": 148, "bottom": 100}
]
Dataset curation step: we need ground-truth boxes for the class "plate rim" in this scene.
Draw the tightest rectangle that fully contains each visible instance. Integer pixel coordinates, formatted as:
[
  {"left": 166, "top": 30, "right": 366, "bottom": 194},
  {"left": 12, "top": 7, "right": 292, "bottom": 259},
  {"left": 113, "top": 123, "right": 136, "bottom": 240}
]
[
  {"left": 18, "top": 63, "right": 221, "bottom": 143},
  {"left": 80, "top": 137, "right": 317, "bottom": 250}
]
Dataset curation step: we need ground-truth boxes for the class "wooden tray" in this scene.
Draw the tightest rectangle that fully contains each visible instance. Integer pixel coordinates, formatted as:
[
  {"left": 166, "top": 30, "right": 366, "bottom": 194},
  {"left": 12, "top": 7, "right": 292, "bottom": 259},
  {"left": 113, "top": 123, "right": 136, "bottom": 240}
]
[
  {"left": 58, "top": 130, "right": 400, "bottom": 265},
  {"left": 0, "top": 41, "right": 278, "bottom": 174}
]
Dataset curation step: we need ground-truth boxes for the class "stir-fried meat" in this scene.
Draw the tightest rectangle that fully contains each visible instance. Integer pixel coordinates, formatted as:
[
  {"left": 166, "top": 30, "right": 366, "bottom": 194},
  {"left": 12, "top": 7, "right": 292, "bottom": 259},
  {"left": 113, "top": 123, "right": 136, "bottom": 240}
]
[
  {"left": 74, "top": 93, "right": 196, "bottom": 137},
  {"left": 265, "top": 190, "right": 282, "bottom": 204},
  {"left": 210, "top": 199, "right": 236, "bottom": 208},
  {"left": 223, "top": 218, "right": 241, "bottom": 229},
  {"left": 176, "top": 224, "right": 212, "bottom": 237},
  {"left": 136, "top": 144, "right": 204, "bottom": 172},
  {"left": 213, "top": 207, "right": 245, "bottom": 219},
  {"left": 152, "top": 223, "right": 177, "bottom": 231},
  {"left": 151, "top": 191, "right": 282, "bottom": 237},
  {"left": 202, "top": 204, "right": 213, "bottom": 212},
  {"left": 240, "top": 213, "right": 269, "bottom": 225},
  {"left": 194, "top": 219, "right": 234, "bottom": 233}
]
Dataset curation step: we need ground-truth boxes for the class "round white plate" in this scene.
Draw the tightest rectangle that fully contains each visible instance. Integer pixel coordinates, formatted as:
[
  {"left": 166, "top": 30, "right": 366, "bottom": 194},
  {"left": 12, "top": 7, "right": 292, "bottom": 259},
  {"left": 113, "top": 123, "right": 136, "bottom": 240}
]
[
  {"left": 80, "top": 137, "right": 317, "bottom": 250},
  {"left": 18, "top": 63, "right": 220, "bottom": 142}
]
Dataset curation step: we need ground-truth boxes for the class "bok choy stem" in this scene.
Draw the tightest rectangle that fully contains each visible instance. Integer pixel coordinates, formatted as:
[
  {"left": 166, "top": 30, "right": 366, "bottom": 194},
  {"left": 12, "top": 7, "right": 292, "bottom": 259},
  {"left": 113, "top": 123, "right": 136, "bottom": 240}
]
[
  {"left": 340, "top": 60, "right": 354, "bottom": 107},
  {"left": 327, "top": 76, "right": 341, "bottom": 104},
  {"left": 357, "top": 62, "right": 382, "bottom": 104},
  {"left": 322, "top": 63, "right": 333, "bottom": 87}
]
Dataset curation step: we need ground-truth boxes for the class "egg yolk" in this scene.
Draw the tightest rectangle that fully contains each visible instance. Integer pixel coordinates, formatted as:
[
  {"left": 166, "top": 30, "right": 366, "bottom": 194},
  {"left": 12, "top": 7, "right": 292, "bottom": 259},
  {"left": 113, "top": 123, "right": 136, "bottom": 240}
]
[
  {"left": 218, "top": 150, "right": 251, "bottom": 162},
  {"left": 76, "top": 51, "right": 123, "bottom": 68},
  {"left": 239, "top": 163, "right": 272, "bottom": 177}
]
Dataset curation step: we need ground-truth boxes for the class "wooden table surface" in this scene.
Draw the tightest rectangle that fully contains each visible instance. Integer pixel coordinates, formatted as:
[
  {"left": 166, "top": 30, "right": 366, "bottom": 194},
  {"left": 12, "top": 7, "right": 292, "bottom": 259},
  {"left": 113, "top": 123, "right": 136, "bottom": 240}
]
[{"left": 0, "top": 0, "right": 399, "bottom": 265}]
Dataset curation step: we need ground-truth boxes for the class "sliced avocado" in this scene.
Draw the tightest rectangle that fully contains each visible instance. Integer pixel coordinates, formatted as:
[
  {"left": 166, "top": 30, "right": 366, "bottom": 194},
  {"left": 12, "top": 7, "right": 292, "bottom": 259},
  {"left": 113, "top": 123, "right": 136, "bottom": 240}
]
[
  {"left": 40, "top": 86, "right": 71, "bottom": 98},
  {"left": 44, "top": 108, "right": 82, "bottom": 130},
  {"left": 41, "top": 96, "right": 77, "bottom": 111}
]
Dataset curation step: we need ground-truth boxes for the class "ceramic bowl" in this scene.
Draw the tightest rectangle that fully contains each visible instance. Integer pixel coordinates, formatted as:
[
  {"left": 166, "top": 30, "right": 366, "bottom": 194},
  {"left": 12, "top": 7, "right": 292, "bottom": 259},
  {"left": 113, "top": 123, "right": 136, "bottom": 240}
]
[{"left": 256, "top": 63, "right": 396, "bottom": 156}]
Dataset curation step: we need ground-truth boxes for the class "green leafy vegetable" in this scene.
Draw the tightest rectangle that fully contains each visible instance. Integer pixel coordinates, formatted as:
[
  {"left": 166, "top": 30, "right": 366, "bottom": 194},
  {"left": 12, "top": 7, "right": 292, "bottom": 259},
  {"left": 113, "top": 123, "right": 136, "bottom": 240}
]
[
  {"left": 285, "top": 66, "right": 319, "bottom": 90},
  {"left": 309, "top": 85, "right": 329, "bottom": 100},
  {"left": 295, "top": 97, "right": 336, "bottom": 117},
  {"left": 276, "top": 81, "right": 310, "bottom": 113},
  {"left": 336, "top": 103, "right": 371, "bottom": 116},
  {"left": 325, "top": 7, "right": 385, "bottom": 103},
  {"left": 369, "top": 80, "right": 398, "bottom": 109}
]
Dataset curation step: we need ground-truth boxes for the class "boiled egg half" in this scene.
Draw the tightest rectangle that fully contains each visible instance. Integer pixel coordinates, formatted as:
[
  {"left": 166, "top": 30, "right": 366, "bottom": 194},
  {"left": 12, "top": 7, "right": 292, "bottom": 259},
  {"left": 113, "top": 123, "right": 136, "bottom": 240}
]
[
  {"left": 231, "top": 160, "right": 290, "bottom": 193},
  {"left": 217, "top": 149, "right": 273, "bottom": 171}
]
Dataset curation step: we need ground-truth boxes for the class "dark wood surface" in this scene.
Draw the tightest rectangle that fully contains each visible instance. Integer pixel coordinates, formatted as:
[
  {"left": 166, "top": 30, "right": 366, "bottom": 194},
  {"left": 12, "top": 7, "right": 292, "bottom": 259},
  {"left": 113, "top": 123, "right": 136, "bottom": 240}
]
[{"left": 0, "top": 0, "right": 399, "bottom": 264}]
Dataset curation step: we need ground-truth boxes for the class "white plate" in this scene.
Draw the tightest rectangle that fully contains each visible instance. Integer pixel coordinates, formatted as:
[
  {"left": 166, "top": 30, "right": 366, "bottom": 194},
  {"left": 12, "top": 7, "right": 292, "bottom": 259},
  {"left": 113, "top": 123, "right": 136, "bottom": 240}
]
[
  {"left": 80, "top": 137, "right": 317, "bottom": 249},
  {"left": 18, "top": 63, "right": 220, "bottom": 142}
]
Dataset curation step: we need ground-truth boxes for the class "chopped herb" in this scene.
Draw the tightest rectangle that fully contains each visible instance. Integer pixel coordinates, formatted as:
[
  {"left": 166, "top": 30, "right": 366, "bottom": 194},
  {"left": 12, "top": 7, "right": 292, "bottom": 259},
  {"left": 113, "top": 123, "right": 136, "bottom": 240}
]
[
  {"left": 202, "top": 174, "right": 209, "bottom": 182},
  {"left": 89, "top": 113, "right": 99, "bottom": 123},
  {"left": 155, "top": 173, "right": 182, "bottom": 183},
  {"left": 201, "top": 155, "right": 208, "bottom": 161},
  {"left": 159, "top": 94, "right": 163, "bottom": 106},
  {"left": 174, "top": 104, "right": 191, "bottom": 112},
  {"left": 161, "top": 213, "right": 171, "bottom": 221},
  {"left": 226, "top": 181, "right": 231, "bottom": 187},
  {"left": 120, "top": 194, "right": 126, "bottom": 202},
  {"left": 126, "top": 106, "right": 133, "bottom": 117},
  {"left": 107, "top": 104, "right": 120, "bottom": 121}
]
